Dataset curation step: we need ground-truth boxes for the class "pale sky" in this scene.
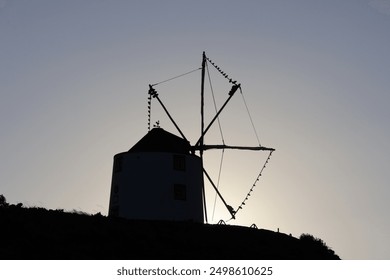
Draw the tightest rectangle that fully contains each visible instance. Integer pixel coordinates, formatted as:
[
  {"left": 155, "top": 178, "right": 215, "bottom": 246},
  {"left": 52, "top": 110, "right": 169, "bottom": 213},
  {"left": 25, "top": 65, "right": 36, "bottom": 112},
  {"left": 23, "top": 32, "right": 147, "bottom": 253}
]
[{"left": 1, "top": 0, "right": 390, "bottom": 259}]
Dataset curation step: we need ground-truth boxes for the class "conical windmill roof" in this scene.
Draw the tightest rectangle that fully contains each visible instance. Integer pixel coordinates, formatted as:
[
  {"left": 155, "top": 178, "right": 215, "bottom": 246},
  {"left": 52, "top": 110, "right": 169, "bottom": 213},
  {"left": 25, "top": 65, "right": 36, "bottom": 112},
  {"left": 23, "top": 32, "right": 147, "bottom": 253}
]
[{"left": 129, "top": 128, "right": 191, "bottom": 154}]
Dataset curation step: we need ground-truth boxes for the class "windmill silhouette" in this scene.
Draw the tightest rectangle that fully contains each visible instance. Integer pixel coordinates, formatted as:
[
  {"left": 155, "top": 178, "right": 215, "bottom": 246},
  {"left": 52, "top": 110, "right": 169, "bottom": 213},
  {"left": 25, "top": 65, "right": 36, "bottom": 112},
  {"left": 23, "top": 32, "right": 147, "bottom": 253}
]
[{"left": 108, "top": 52, "right": 274, "bottom": 223}]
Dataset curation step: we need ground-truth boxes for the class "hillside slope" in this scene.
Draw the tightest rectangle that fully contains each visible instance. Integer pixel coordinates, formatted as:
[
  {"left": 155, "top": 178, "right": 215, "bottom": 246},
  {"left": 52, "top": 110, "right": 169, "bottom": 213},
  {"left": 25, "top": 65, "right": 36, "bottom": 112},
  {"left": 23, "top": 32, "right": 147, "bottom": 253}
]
[{"left": 0, "top": 205, "right": 339, "bottom": 260}]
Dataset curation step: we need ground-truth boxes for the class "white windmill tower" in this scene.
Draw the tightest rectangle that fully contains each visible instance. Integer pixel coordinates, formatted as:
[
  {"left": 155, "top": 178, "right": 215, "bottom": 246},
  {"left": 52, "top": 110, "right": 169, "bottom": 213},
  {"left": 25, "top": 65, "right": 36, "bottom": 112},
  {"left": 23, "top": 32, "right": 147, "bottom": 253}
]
[{"left": 108, "top": 52, "right": 275, "bottom": 223}]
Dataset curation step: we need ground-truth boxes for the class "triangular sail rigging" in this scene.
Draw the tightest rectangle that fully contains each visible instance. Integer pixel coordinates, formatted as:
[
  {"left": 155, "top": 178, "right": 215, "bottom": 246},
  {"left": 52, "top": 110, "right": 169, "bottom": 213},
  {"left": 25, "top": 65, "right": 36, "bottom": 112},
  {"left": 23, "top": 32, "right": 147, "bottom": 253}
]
[{"left": 147, "top": 52, "right": 275, "bottom": 223}]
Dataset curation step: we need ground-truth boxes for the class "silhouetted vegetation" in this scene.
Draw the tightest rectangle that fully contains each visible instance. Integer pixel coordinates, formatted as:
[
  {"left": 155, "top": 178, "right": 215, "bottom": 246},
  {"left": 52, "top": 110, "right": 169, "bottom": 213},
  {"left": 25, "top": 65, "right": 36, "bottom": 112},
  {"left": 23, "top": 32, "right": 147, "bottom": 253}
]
[
  {"left": 0, "top": 194, "right": 8, "bottom": 208},
  {"left": 299, "top": 233, "right": 336, "bottom": 257},
  {"left": 0, "top": 195, "right": 340, "bottom": 260}
]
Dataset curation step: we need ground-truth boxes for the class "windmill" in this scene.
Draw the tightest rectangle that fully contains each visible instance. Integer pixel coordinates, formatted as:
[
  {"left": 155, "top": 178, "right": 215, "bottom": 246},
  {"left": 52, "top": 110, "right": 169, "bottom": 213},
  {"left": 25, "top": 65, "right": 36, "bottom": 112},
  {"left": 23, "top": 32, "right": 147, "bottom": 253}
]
[{"left": 108, "top": 52, "right": 274, "bottom": 223}]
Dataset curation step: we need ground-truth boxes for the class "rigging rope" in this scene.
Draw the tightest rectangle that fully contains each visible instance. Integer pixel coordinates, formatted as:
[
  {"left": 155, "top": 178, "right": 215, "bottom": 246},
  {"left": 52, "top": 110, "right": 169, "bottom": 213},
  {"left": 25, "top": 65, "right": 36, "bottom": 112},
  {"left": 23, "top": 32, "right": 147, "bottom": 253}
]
[
  {"left": 205, "top": 60, "right": 227, "bottom": 221},
  {"left": 206, "top": 61, "right": 225, "bottom": 144},
  {"left": 148, "top": 67, "right": 200, "bottom": 131},
  {"left": 205, "top": 54, "right": 260, "bottom": 147},
  {"left": 240, "top": 87, "right": 262, "bottom": 147},
  {"left": 151, "top": 67, "right": 201, "bottom": 86},
  {"left": 230, "top": 150, "right": 274, "bottom": 220},
  {"left": 147, "top": 93, "right": 152, "bottom": 131},
  {"left": 205, "top": 56, "right": 238, "bottom": 85},
  {"left": 212, "top": 149, "right": 225, "bottom": 221}
]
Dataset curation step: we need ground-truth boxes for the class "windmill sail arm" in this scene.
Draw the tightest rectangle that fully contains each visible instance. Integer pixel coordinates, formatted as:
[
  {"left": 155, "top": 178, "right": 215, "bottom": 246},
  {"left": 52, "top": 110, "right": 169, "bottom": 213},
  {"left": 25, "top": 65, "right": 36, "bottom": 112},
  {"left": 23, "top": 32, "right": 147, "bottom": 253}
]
[
  {"left": 193, "top": 144, "right": 275, "bottom": 152},
  {"left": 194, "top": 84, "right": 240, "bottom": 147},
  {"left": 203, "top": 168, "right": 236, "bottom": 220},
  {"left": 148, "top": 85, "right": 188, "bottom": 142}
]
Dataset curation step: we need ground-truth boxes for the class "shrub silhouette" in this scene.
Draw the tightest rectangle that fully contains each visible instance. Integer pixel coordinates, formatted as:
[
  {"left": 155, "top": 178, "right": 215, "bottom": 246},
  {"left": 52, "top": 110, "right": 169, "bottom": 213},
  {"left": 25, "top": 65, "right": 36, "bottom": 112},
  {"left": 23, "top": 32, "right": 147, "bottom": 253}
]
[
  {"left": 299, "top": 233, "right": 335, "bottom": 256},
  {"left": 0, "top": 194, "right": 8, "bottom": 208}
]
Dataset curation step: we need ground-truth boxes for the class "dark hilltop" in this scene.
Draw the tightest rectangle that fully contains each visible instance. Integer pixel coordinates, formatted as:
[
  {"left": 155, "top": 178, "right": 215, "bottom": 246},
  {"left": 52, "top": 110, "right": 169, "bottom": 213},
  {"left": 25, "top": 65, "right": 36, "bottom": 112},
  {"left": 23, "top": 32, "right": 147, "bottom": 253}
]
[{"left": 0, "top": 196, "right": 339, "bottom": 260}]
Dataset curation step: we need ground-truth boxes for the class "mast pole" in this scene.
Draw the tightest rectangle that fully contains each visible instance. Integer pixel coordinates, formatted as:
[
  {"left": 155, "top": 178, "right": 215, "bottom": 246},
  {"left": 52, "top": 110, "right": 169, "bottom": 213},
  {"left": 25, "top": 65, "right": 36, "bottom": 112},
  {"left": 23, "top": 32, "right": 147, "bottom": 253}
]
[
  {"left": 200, "top": 51, "right": 206, "bottom": 156},
  {"left": 200, "top": 52, "right": 207, "bottom": 223}
]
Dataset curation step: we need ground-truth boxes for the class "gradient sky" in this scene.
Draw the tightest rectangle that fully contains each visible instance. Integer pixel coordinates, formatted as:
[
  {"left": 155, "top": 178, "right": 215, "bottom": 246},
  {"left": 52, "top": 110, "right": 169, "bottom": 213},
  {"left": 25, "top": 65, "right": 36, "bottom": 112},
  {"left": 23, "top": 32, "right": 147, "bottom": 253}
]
[{"left": 1, "top": 0, "right": 390, "bottom": 259}]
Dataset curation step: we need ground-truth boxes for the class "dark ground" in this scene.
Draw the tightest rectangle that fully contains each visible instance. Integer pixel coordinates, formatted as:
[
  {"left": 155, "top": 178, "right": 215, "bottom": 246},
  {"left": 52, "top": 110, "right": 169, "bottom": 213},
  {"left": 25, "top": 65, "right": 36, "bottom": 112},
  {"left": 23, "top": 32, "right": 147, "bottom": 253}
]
[{"left": 0, "top": 205, "right": 339, "bottom": 260}]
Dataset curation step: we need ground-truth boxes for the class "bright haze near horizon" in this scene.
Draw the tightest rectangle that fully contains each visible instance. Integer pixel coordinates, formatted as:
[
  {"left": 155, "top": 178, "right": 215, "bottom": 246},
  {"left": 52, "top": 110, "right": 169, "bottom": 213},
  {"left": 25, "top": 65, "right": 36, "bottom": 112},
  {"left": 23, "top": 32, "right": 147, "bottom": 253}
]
[{"left": 1, "top": 0, "right": 389, "bottom": 259}]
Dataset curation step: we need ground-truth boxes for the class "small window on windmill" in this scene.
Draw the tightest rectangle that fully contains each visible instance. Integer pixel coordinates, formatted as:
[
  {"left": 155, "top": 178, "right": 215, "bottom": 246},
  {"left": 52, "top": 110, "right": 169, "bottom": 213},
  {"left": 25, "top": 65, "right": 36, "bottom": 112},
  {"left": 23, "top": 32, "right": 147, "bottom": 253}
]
[
  {"left": 113, "top": 156, "right": 123, "bottom": 173},
  {"left": 173, "top": 155, "right": 186, "bottom": 171},
  {"left": 173, "top": 184, "right": 187, "bottom": 201}
]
